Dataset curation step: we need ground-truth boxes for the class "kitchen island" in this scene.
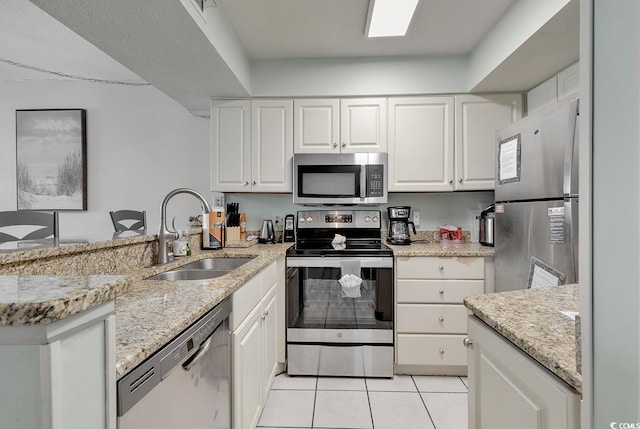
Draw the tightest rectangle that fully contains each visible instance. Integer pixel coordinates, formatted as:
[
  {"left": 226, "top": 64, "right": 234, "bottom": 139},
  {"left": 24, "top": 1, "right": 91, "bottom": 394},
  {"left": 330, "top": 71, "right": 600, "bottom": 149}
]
[
  {"left": 464, "top": 284, "right": 581, "bottom": 429},
  {"left": 0, "top": 232, "right": 290, "bottom": 429}
]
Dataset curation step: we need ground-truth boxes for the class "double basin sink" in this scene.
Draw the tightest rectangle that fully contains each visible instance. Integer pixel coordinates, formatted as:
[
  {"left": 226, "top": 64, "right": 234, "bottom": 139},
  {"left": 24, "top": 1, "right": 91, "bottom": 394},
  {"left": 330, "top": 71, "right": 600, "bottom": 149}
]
[{"left": 146, "top": 257, "right": 254, "bottom": 281}]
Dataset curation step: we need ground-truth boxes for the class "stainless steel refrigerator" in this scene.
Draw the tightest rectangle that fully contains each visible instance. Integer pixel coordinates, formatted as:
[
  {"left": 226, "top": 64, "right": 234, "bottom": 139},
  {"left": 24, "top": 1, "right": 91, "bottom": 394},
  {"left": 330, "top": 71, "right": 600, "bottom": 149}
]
[{"left": 494, "top": 97, "right": 579, "bottom": 292}]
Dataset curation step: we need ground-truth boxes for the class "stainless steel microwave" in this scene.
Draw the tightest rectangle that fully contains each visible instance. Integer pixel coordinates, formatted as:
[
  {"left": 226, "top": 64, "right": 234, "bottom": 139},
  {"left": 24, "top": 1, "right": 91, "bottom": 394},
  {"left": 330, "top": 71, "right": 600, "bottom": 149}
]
[{"left": 293, "top": 153, "right": 387, "bottom": 205}]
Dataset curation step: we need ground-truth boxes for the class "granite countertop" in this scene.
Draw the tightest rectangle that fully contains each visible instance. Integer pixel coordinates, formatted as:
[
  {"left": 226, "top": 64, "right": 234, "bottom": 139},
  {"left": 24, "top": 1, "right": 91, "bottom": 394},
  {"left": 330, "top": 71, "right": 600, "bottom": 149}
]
[
  {"left": 388, "top": 241, "right": 495, "bottom": 257},
  {"left": 464, "top": 284, "right": 581, "bottom": 393},
  {"left": 115, "top": 244, "right": 291, "bottom": 379}
]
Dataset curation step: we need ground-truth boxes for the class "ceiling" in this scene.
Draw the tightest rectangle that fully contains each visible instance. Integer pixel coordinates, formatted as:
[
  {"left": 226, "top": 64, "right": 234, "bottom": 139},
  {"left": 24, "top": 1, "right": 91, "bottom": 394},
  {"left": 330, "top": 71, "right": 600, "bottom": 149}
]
[
  {"left": 0, "top": 0, "right": 144, "bottom": 83},
  {"left": 1, "top": 0, "right": 578, "bottom": 111},
  {"left": 217, "top": 0, "right": 517, "bottom": 59}
]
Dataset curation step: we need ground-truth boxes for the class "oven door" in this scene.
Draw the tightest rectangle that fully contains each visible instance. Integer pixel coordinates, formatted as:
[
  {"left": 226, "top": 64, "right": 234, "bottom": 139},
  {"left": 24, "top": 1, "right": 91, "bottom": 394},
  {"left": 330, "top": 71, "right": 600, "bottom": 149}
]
[{"left": 286, "top": 256, "right": 393, "bottom": 376}]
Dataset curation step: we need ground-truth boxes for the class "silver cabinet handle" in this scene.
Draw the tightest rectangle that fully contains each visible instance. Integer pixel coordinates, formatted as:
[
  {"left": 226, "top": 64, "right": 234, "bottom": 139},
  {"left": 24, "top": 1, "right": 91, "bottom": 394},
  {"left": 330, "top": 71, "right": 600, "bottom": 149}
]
[
  {"left": 439, "top": 266, "right": 444, "bottom": 271},
  {"left": 463, "top": 338, "right": 473, "bottom": 348},
  {"left": 458, "top": 178, "right": 463, "bottom": 183},
  {"left": 341, "top": 142, "right": 346, "bottom": 147},
  {"left": 333, "top": 142, "right": 338, "bottom": 148},
  {"left": 449, "top": 179, "right": 453, "bottom": 185},
  {"left": 252, "top": 180, "right": 257, "bottom": 185},
  {"left": 244, "top": 181, "right": 249, "bottom": 186},
  {"left": 439, "top": 289, "right": 445, "bottom": 294},
  {"left": 439, "top": 349, "right": 445, "bottom": 355},
  {"left": 261, "top": 310, "right": 269, "bottom": 320},
  {"left": 182, "top": 337, "right": 212, "bottom": 371},
  {"left": 439, "top": 317, "right": 444, "bottom": 322}
]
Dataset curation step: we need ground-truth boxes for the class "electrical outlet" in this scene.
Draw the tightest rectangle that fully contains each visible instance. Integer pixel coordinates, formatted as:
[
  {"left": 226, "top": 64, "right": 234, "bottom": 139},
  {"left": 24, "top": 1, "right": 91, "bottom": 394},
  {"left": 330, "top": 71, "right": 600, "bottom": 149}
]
[{"left": 413, "top": 211, "right": 420, "bottom": 227}]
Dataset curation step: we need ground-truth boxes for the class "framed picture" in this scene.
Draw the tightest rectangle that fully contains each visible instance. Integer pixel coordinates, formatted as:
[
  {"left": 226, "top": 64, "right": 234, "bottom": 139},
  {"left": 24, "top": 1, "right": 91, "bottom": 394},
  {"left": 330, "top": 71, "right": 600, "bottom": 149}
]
[{"left": 16, "top": 109, "right": 87, "bottom": 211}]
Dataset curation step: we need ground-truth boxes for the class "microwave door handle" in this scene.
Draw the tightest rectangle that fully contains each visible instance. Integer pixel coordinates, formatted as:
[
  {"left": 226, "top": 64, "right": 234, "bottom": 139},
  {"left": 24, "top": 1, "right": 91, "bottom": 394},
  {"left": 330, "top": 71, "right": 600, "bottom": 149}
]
[{"left": 360, "top": 165, "right": 367, "bottom": 198}]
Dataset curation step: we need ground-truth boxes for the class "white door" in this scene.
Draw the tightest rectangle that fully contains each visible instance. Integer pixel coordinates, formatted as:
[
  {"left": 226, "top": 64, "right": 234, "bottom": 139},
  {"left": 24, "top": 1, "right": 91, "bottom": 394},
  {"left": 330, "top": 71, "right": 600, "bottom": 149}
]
[
  {"left": 454, "top": 94, "right": 522, "bottom": 190},
  {"left": 232, "top": 305, "right": 263, "bottom": 429},
  {"left": 261, "top": 285, "right": 278, "bottom": 400},
  {"left": 211, "top": 100, "right": 251, "bottom": 192},
  {"left": 340, "top": 98, "right": 387, "bottom": 153},
  {"left": 388, "top": 96, "right": 455, "bottom": 192},
  {"left": 251, "top": 100, "right": 293, "bottom": 192},
  {"left": 293, "top": 99, "right": 340, "bottom": 153}
]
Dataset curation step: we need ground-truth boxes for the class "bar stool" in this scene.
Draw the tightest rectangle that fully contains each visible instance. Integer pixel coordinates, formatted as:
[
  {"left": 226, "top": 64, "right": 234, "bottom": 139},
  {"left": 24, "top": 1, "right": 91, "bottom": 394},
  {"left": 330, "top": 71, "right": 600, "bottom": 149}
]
[
  {"left": 0, "top": 210, "right": 59, "bottom": 242},
  {"left": 110, "top": 210, "right": 147, "bottom": 232}
]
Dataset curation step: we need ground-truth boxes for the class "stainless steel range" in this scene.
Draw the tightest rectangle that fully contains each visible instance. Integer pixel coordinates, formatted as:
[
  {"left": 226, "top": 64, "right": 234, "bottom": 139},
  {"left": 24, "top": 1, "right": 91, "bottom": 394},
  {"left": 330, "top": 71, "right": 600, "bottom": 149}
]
[{"left": 285, "top": 210, "right": 394, "bottom": 377}]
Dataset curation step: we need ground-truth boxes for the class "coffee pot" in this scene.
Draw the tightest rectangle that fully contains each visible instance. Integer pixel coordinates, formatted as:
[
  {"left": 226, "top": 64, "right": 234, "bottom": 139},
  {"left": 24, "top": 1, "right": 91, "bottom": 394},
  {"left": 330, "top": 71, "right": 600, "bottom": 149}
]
[{"left": 387, "top": 206, "right": 416, "bottom": 245}]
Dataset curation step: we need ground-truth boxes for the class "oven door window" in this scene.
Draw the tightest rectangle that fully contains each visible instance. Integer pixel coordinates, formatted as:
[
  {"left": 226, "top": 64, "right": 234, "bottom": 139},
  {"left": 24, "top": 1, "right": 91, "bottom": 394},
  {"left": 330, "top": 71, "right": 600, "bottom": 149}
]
[
  {"left": 288, "top": 266, "right": 392, "bottom": 330},
  {"left": 298, "top": 165, "right": 361, "bottom": 198}
]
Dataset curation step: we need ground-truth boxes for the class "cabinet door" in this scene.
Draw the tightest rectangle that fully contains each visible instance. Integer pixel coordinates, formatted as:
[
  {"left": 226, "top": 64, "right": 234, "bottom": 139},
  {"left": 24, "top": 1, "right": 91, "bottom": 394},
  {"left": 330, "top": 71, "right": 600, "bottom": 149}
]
[
  {"left": 251, "top": 100, "right": 293, "bottom": 192},
  {"left": 388, "top": 97, "right": 455, "bottom": 191},
  {"left": 557, "top": 62, "right": 580, "bottom": 101},
  {"left": 232, "top": 305, "right": 263, "bottom": 429},
  {"left": 293, "top": 99, "right": 340, "bottom": 153},
  {"left": 340, "top": 98, "right": 387, "bottom": 153},
  {"left": 467, "top": 316, "right": 580, "bottom": 429},
  {"left": 211, "top": 100, "right": 252, "bottom": 192},
  {"left": 454, "top": 94, "right": 522, "bottom": 191},
  {"left": 261, "top": 285, "right": 278, "bottom": 400}
]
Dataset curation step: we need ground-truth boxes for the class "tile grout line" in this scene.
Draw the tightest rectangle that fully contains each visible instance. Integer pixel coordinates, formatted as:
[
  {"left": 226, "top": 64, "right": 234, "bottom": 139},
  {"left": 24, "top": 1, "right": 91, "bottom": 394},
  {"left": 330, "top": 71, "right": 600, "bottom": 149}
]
[
  {"left": 411, "top": 375, "right": 438, "bottom": 429},
  {"left": 364, "top": 377, "right": 375, "bottom": 429},
  {"left": 311, "top": 376, "right": 319, "bottom": 428}
]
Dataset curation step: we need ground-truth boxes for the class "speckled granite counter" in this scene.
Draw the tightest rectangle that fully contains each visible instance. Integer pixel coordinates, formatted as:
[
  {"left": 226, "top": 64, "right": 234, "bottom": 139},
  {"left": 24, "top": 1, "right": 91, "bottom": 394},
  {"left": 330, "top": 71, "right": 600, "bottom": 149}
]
[
  {"left": 0, "top": 232, "right": 290, "bottom": 379},
  {"left": 464, "top": 284, "right": 581, "bottom": 393},
  {"left": 115, "top": 244, "right": 290, "bottom": 379},
  {"left": 388, "top": 242, "right": 495, "bottom": 257}
]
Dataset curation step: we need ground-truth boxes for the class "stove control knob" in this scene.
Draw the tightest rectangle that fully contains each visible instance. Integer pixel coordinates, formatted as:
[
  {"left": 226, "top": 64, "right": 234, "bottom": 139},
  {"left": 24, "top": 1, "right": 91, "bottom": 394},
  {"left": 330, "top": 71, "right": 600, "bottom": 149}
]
[
  {"left": 372, "top": 216, "right": 379, "bottom": 223},
  {"left": 306, "top": 216, "right": 313, "bottom": 223},
  {"left": 299, "top": 217, "right": 305, "bottom": 223},
  {"left": 365, "top": 216, "right": 371, "bottom": 222}
]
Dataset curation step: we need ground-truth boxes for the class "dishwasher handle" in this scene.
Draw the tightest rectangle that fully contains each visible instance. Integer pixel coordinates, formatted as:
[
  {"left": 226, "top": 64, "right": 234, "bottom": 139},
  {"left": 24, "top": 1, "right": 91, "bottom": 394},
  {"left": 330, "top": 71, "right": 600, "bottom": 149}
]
[{"left": 182, "top": 336, "right": 212, "bottom": 371}]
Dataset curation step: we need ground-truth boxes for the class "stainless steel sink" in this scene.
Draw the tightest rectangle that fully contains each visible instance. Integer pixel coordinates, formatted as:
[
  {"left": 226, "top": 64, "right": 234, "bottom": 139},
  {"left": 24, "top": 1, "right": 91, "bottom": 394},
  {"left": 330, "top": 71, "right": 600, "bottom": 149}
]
[
  {"left": 147, "top": 269, "right": 230, "bottom": 281},
  {"left": 180, "top": 257, "right": 254, "bottom": 271},
  {"left": 145, "top": 257, "right": 254, "bottom": 281}
]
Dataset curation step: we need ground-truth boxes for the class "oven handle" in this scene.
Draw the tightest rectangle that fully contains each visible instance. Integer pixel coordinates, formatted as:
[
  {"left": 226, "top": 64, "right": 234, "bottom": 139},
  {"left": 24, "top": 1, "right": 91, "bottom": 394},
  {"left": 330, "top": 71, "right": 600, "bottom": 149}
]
[{"left": 286, "top": 257, "right": 393, "bottom": 268}]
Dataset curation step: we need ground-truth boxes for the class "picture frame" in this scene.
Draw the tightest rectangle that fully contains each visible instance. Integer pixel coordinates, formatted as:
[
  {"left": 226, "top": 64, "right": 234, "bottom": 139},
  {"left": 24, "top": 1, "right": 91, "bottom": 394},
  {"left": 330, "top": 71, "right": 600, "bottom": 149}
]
[{"left": 15, "top": 109, "right": 87, "bottom": 211}]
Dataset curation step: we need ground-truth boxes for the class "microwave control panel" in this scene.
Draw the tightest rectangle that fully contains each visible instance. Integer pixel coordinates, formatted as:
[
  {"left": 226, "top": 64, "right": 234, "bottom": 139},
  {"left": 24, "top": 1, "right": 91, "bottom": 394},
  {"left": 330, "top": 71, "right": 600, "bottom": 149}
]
[{"left": 366, "top": 164, "right": 384, "bottom": 197}]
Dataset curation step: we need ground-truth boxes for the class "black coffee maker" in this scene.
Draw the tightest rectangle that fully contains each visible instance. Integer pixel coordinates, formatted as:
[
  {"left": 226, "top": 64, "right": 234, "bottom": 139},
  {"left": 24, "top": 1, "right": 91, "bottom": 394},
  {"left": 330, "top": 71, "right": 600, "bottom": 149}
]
[{"left": 387, "top": 206, "right": 416, "bottom": 245}]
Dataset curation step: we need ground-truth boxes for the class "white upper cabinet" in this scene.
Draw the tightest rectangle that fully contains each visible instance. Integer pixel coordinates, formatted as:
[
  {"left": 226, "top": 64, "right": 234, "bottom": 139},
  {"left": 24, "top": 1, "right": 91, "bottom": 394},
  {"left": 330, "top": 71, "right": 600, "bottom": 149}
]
[
  {"left": 388, "top": 96, "right": 455, "bottom": 192},
  {"left": 251, "top": 100, "right": 293, "bottom": 192},
  {"left": 454, "top": 94, "right": 522, "bottom": 190},
  {"left": 294, "top": 98, "right": 387, "bottom": 153},
  {"left": 211, "top": 99, "right": 293, "bottom": 193},
  {"left": 211, "top": 100, "right": 251, "bottom": 192},
  {"left": 340, "top": 98, "right": 387, "bottom": 153},
  {"left": 293, "top": 99, "right": 340, "bottom": 153}
]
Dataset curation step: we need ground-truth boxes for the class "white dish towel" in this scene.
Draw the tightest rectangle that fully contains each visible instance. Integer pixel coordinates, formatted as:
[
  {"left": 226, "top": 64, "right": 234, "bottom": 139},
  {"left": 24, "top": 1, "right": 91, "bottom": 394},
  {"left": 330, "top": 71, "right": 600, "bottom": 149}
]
[{"left": 339, "top": 259, "right": 362, "bottom": 298}]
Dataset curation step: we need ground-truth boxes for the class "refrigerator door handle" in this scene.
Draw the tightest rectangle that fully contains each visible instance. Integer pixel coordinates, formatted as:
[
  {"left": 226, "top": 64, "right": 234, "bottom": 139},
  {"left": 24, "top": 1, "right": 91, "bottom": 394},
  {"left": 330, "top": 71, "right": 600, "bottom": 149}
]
[
  {"left": 563, "top": 98, "right": 580, "bottom": 198},
  {"left": 564, "top": 198, "right": 579, "bottom": 283}
]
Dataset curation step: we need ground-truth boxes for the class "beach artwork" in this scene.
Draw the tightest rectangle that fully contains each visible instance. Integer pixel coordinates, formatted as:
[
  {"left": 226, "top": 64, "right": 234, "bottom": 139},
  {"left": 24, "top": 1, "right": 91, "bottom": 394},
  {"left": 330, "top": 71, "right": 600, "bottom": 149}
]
[{"left": 16, "top": 109, "right": 87, "bottom": 210}]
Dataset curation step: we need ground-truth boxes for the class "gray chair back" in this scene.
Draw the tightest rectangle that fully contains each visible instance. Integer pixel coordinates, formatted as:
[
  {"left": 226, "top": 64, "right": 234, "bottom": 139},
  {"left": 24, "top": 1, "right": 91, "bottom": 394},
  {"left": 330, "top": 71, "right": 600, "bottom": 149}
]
[
  {"left": 0, "top": 211, "right": 59, "bottom": 242},
  {"left": 110, "top": 210, "right": 146, "bottom": 232}
]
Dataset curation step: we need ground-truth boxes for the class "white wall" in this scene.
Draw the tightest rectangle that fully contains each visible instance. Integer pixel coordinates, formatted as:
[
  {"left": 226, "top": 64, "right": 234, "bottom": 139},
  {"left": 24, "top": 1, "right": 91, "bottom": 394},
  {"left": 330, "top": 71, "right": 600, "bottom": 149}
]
[
  {"left": 0, "top": 80, "right": 211, "bottom": 237},
  {"left": 592, "top": 0, "right": 639, "bottom": 425},
  {"left": 250, "top": 56, "right": 468, "bottom": 97},
  {"left": 227, "top": 192, "right": 494, "bottom": 236}
]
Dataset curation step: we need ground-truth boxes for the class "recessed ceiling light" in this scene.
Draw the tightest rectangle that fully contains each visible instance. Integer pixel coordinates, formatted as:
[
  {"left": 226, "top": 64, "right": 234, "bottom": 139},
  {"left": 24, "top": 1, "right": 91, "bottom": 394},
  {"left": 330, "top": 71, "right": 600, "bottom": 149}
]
[{"left": 366, "top": 0, "right": 420, "bottom": 38}]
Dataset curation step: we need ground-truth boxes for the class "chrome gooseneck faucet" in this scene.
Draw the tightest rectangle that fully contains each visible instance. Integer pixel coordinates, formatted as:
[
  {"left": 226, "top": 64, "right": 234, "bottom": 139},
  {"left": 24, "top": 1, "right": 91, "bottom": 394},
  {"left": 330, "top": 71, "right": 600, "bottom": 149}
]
[{"left": 158, "top": 188, "right": 212, "bottom": 265}]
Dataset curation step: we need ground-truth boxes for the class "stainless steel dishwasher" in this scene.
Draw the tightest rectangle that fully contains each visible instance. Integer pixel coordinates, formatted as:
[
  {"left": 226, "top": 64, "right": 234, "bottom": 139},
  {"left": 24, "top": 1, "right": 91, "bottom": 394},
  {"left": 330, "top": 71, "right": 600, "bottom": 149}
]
[{"left": 117, "top": 297, "right": 232, "bottom": 429}]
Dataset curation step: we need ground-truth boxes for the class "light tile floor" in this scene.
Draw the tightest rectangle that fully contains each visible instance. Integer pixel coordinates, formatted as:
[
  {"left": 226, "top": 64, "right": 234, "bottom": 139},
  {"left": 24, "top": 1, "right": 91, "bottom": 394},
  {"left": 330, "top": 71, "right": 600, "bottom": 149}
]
[{"left": 257, "top": 374, "right": 468, "bottom": 429}]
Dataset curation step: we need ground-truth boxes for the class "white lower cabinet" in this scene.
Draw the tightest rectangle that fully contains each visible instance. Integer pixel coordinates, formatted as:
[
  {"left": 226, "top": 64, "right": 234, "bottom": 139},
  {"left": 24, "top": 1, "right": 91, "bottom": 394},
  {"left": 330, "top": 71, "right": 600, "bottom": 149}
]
[
  {"left": 0, "top": 302, "right": 115, "bottom": 429},
  {"left": 231, "top": 259, "right": 283, "bottom": 429},
  {"left": 395, "top": 256, "right": 485, "bottom": 375},
  {"left": 467, "top": 316, "right": 580, "bottom": 429}
]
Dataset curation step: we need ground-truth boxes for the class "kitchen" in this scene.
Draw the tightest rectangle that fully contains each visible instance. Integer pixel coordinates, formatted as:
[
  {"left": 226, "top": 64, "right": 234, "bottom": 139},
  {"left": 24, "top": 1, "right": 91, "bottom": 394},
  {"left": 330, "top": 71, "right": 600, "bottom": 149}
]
[{"left": 0, "top": 0, "right": 637, "bottom": 428}]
